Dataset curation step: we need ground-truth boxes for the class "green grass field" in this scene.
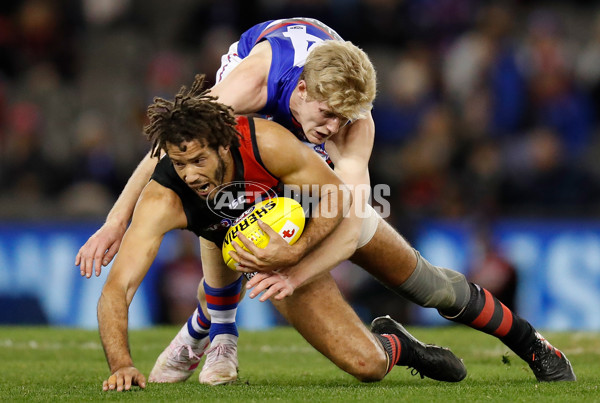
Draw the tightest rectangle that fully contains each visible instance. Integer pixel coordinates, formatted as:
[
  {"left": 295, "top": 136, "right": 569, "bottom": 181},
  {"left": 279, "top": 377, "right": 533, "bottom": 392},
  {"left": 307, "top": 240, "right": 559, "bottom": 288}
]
[{"left": 0, "top": 326, "right": 598, "bottom": 402}]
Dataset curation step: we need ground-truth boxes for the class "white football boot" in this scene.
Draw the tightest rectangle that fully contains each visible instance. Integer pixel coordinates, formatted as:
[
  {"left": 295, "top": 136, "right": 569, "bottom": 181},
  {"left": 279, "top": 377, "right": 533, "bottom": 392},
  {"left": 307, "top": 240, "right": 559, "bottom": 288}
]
[
  {"left": 199, "top": 334, "right": 239, "bottom": 385},
  {"left": 148, "top": 332, "right": 210, "bottom": 383}
]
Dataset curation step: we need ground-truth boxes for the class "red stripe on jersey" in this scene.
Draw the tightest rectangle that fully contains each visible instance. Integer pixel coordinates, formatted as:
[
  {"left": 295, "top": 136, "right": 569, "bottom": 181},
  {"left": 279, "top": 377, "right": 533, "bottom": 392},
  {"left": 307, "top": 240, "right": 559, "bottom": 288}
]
[
  {"left": 493, "top": 303, "right": 513, "bottom": 337},
  {"left": 205, "top": 294, "right": 240, "bottom": 306},
  {"left": 290, "top": 113, "right": 302, "bottom": 128},
  {"left": 470, "top": 289, "right": 495, "bottom": 328},
  {"left": 217, "top": 53, "right": 238, "bottom": 82},
  {"left": 255, "top": 20, "right": 336, "bottom": 43},
  {"left": 235, "top": 116, "right": 280, "bottom": 201}
]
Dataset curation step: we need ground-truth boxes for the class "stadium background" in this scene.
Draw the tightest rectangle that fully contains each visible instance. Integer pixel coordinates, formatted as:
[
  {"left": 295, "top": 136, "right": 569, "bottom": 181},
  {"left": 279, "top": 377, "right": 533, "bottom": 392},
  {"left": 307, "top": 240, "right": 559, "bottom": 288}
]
[{"left": 1, "top": 0, "right": 600, "bottom": 331}]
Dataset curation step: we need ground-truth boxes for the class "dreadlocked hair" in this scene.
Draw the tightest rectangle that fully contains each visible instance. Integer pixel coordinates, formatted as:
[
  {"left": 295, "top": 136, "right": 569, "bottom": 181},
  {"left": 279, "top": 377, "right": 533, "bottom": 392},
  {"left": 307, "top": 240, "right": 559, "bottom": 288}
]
[{"left": 144, "top": 74, "right": 240, "bottom": 158}]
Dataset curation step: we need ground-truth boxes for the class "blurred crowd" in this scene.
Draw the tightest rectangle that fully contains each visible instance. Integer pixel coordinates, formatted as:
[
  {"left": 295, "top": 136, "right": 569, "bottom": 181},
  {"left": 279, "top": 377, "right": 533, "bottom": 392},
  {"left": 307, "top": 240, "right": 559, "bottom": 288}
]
[
  {"left": 3, "top": 0, "right": 600, "bottom": 324},
  {"left": 1, "top": 0, "right": 600, "bottom": 223}
]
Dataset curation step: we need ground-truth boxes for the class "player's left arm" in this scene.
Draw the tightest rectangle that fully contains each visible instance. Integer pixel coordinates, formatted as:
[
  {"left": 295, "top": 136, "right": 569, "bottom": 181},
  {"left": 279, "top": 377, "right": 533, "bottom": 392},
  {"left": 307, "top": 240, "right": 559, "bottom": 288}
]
[
  {"left": 98, "top": 181, "right": 187, "bottom": 391},
  {"left": 231, "top": 118, "right": 352, "bottom": 271},
  {"left": 246, "top": 114, "right": 375, "bottom": 301}
]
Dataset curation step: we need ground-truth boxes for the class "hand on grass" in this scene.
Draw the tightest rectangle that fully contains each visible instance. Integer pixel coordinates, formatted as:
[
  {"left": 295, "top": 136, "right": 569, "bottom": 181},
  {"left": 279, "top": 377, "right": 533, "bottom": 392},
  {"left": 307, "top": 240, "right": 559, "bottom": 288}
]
[{"left": 102, "top": 366, "right": 146, "bottom": 392}]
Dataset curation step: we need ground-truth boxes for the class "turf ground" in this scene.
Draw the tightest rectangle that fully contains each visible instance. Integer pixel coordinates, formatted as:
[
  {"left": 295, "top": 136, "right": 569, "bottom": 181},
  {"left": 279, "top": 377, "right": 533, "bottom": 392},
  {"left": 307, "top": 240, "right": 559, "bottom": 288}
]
[{"left": 0, "top": 325, "right": 598, "bottom": 402}]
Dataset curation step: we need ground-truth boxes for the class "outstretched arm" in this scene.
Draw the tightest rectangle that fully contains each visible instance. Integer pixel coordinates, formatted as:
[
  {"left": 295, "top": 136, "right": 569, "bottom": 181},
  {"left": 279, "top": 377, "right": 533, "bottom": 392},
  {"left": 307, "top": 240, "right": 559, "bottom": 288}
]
[
  {"left": 76, "top": 152, "right": 158, "bottom": 278},
  {"left": 98, "top": 181, "right": 187, "bottom": 391}
]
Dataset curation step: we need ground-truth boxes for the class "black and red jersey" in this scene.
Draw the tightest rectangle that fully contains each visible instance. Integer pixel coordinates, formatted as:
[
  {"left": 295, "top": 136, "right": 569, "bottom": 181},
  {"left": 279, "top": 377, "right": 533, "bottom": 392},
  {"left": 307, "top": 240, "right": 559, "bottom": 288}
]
[{"left": 150, "top": 116, "right": 282, "bottom": 246}]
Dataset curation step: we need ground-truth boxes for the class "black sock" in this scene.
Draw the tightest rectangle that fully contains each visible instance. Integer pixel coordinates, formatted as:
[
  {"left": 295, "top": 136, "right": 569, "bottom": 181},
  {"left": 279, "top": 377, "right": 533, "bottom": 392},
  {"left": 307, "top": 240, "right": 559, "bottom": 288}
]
[{"left": 441, "top": 283, "right": 536, "bottom": 358}]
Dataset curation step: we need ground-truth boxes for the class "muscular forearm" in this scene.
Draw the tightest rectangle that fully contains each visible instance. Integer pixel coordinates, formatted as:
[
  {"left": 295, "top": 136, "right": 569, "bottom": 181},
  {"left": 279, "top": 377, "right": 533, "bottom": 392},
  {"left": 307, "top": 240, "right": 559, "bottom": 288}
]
[
  {"left": 246, "top": 209, "right": 363, "bottom": 302},
  {"left": 287, "top": 207, "right": 362, "bottom": 289},
  {"left": 291, "top": 184, "right": 352, "bottom": 262},
  {"left": 98, "top": 288, "right": 134, "bottom": 372},
  {"left": 255, "top": 180, "right": 369, "bottom": 295},
  {"left": 106, "top": 152, "right": 157, "bottom": 227}
]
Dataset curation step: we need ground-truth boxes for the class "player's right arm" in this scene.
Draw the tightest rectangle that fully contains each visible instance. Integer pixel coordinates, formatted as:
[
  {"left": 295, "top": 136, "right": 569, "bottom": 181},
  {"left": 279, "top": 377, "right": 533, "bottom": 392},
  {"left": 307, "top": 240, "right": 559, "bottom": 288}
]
[
  {"left": 231, "top": 119, "right": 352, "bottom": 272},
  {"left": 98, "top": 180, "right": 187, "bottom": 391},
  {"left": 246, "top": 115, "right": 375, "bottom": 301},
  {"left": 76, "top": 41, "right": 272, "bottom": 279},
  {"left": 210, "top": 41, "right": 271, "bottom": 113}
]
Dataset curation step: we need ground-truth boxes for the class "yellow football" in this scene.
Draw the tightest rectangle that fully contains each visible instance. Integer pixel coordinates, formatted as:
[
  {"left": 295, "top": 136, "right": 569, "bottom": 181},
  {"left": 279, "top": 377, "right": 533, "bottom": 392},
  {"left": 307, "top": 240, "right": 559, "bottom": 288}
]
[{"left": 222, "top": 197, "right": 305, "bottom": 270}]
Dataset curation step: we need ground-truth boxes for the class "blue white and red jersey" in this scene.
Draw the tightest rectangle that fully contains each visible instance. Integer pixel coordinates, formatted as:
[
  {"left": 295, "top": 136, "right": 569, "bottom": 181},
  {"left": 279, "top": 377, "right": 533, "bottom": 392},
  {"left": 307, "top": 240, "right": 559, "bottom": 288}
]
[{"left": 216, "top": 18, "right": 343, "bottom": 166}]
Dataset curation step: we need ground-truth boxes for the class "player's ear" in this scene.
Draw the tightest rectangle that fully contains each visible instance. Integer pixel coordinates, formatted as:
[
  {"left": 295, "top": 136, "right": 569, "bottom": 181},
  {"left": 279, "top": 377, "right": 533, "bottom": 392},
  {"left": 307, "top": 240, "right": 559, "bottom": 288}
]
[
  {"left": 218, "top": 145, "right": 230, "bottom": 158},
  {"left": 297, "top": 80, "right": 307, "bottom": 100}
]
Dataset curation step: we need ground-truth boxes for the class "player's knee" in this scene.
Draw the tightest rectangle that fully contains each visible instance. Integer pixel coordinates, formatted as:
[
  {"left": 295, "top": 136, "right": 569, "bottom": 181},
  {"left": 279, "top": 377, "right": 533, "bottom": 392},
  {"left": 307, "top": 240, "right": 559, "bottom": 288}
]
[{"left": 344, "top": 354, "right": 387, "bottom": 382}]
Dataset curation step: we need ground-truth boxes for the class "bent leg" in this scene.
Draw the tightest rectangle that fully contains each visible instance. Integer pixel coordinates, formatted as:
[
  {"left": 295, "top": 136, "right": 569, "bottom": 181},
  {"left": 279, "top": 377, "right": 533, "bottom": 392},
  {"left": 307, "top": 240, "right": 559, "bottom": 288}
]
[
  {"left": 271, "top": 273, "right": 388, "bottom": 382},
  {"left": 351, "top": 217, "right": 470, "bottom": 314},
  {"left": 271, "top": 272, "right": 466, "bottom": 383},
  {"left": 350, "top": 216, "right": 417, "bottom": 287},
  {"left": 351, "top": 218, "right": 532, "bottom": 356},
  {"left": 351, "top": 217, "right": 574, "bottom": 381}
]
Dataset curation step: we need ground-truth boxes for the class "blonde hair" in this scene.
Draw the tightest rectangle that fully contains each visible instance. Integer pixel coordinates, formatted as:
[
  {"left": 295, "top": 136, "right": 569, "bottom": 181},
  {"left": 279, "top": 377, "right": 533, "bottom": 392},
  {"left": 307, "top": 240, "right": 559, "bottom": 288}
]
[{"left": 301, "top": 41, "right": 376, "bottom": 121}]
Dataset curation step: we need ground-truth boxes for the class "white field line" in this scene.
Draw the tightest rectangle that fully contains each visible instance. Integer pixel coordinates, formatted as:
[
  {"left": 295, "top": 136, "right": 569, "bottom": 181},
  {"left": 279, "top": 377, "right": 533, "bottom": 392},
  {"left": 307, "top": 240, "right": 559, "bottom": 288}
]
[
  {"left": 0, "top": 339, "right": 102, "bottom": 350},
  {"left": 1, "top": 331, "right": 597, "bottom": 356},
  {"left": 0, "top": 339, "right": 317, "bottom": 354}
]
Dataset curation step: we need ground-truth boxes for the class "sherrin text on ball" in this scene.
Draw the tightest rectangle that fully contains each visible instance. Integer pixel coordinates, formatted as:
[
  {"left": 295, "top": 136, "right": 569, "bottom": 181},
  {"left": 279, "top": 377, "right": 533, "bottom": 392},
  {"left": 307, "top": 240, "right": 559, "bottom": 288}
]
[{"left": 222, "top": 197, "right": 305, "bottom": 270}]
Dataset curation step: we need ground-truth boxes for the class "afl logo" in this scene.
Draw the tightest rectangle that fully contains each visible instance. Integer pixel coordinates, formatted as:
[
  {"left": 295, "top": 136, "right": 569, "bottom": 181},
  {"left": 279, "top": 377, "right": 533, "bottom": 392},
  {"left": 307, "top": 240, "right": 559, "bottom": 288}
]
[{"left": 207, "top": 181, "right": 278, "bottom": 219}]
